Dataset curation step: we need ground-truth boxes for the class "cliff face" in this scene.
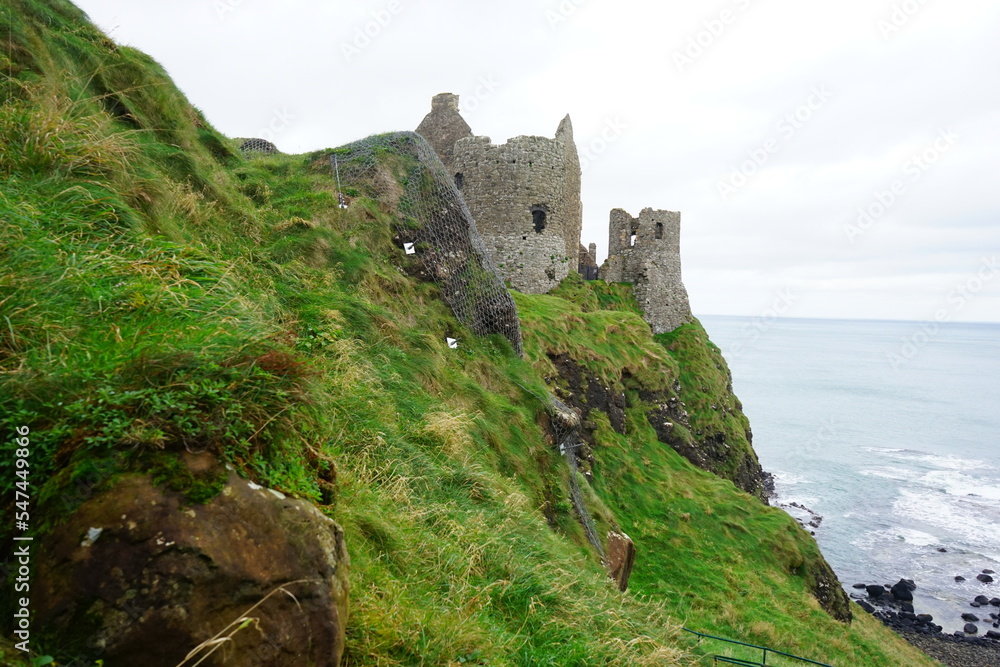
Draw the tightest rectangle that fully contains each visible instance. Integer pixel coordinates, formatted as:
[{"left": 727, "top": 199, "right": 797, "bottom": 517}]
[{"left": 0, "top": 3, "right": 943, "bottom": 667}]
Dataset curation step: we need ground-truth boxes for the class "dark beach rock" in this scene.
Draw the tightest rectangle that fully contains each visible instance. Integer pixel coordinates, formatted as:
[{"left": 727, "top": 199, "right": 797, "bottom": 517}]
[
  {"left": 965, "top": 623, "right": 979, "bottom": 635},
  {"left": 975, "top": 595, "right": 991, "bottom": 605},
  {"left": 891, "top": 579, "right": 915, "bottom": 602},
  {"left": 938, "top": 547, "right": 948, "bottom": 552},
  {"left": 852, "top": 582, "right": 867, "bottom": 589},
  {"left": 984, "top": 569, "right": 996, "bottom": 575},
  {"left": 988, "top": 630, "right": 1000, "bottom": 640},
  {"left": 956, "top": 575, "right": 967, "bottom": 582},
  {"left": 856, "top": 599, "right": 876, "bottom": 614},
  {"left": 977, "top": 574, "right": 994, "bottom": 583},
  {"left": 902, "top": 602, "right": 915, "bottom": 613},
  {"left": 963, "top": 613, "right": 981, "bottom": 622},
  {"left": 762, "top": 470, "right": 776, "bottom": 497},
  {"left": 972, "top": 602, "right": 982, "bottom": 608},
  {"left": 991, "top": 598, "right": 1000, "bottom": 607},
  {"left": 917, "top": 613, "right": 934, "bottom": 624},
  {"left": 867, "top": 584, "right": 886, "bottom": 598}
]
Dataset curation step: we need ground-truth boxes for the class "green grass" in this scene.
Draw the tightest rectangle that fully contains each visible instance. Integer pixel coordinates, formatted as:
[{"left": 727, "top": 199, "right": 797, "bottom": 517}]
[{"left": 0, "top": 2, "right": 941, "bottom": 666}]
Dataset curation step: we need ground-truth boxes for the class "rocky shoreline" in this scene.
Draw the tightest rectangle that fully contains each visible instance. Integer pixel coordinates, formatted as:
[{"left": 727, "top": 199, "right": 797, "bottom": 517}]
[
  {"left": 766, "top": 480, "right": 1000, "bottom": 664},
  {"left": 849, "top": 571, "right": 1000, "bottom": 667}
]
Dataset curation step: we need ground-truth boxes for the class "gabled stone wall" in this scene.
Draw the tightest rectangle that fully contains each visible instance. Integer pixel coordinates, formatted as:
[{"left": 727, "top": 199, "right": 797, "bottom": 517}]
[{"left": 415, "top": 93, "right": 473, "bottom": 172}]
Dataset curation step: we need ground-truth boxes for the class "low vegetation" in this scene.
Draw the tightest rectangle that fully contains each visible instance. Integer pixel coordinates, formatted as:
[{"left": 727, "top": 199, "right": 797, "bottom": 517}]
[{"left": 0, "top": 1, "right": 939, "bottom": 665}]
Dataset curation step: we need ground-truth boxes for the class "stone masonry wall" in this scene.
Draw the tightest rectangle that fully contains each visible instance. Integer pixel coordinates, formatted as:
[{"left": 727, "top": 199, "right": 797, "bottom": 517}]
[
  {"left": 416, "top": 94, "right": 583, "bottom": 295},
  {"left": 452, "top": 116, "right": 583, "bottom": 294},
  {"left": 604, "top": 207, "right": 692, "bottom": 334},
  {"left": 415, "top": 93, "right": 473, "bottom": 173}
]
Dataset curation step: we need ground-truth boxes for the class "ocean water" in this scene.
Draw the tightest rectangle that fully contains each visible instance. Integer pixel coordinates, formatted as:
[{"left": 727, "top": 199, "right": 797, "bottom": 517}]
[{"left": 700, "top": 315, "right": 1000, "bottom": 632}]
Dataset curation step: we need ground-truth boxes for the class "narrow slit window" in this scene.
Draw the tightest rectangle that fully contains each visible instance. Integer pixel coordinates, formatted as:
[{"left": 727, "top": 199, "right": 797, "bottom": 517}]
[
  {"left": 655, "top": 222, "right": 663, "bottom": 239},
  {"left": 629, "top": 232, "right": 637, "bottom": 247},
  {"left": 454, "top": 172, "right": 464, "bottom": 189}
]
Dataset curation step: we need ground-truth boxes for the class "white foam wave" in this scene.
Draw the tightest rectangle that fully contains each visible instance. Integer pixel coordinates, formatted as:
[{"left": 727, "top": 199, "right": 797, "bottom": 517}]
[
  {"left": 910, "top": 452, "right": 992, "bottom": 471},
  {"left": 859, "top": 468, "right": 910, "bottom": 482},
  {"left": 863, "top": 446, "right": 994, "bottom": 472},
  {"left": 893, "top": 489, "right": 1000, "bottom": 552},
  {"left": 918, "top": 470, "right": 1000, "bottom": 501},
  {"left": 770, "top": 470, "right": 809, "bottom": 486},
  {"left": 851, "top": 526, "right": 941, "bottom": 551}
]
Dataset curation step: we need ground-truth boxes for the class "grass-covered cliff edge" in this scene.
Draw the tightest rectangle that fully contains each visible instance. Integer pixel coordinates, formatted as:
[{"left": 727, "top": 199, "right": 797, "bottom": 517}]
[{"left": 0, "top": 1, "right": 940, "bottom": 665}]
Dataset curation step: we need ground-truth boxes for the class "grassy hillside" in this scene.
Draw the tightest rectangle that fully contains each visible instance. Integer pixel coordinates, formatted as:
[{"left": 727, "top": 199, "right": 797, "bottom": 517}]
[{"left": 0, "top": 1, "right": 939, "bottom": 665}]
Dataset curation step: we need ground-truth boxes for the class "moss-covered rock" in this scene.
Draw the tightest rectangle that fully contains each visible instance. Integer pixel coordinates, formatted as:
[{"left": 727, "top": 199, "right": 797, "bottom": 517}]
[{"left": 35, "top": 457, "right": 348, "bottom": 667}]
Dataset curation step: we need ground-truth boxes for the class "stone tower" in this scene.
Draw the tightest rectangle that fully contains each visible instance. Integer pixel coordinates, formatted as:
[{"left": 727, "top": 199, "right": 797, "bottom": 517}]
[
  {"left": 415, "top": 93, "right": 473, "bottom": 172},
  {"left": 416, "top": 94, "right": 583, "bottom": 294},
  {"left": 603, "top": 207, "right": 692, "bottom": 334}
]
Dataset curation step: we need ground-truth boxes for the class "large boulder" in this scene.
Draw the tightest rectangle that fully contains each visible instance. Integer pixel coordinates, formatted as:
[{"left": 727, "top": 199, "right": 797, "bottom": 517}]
[
  {"left": 606, "top": 531, "right": 636, "bottom": 592},
  {"left": 890, "top": 578, "right": 915, "bottom": 602},
  {"left": 35, "top": 455, "right": 348, "bottom": 667},
  {"left": 866, "top": 584, "right": 886, "bottom": 599}
]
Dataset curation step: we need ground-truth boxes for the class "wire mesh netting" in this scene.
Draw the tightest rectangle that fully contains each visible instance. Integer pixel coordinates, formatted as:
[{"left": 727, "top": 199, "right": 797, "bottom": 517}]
[
  {"left": 328, "top": 131, "right": 523, "bottom": 356},
  {"left": 546, "top": 393, "right": 605, "bottom": 559},
  {"left": 239, "top": 137, "right": 279, "bottom": 157}
]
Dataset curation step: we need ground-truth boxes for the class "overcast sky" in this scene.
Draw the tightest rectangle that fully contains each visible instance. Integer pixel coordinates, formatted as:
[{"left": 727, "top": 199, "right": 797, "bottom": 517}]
[{"left": 72, "top": 0, "right": 1000, "bottom": 323}]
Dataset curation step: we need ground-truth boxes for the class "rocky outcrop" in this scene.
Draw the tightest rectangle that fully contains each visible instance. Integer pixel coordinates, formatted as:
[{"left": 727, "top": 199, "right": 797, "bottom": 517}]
[
  {"left": 808, "top": 558, "right": 853, "bottom": 623},
  {"left": 606, "top": 531, "right": 636, "bottom": 592},
  {"left": 35, "top": 455, "right": 348, "bottom": 667}
]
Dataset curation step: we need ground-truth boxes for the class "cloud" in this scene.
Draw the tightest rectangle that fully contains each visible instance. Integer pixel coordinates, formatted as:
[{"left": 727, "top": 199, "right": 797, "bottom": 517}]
[{"left": 74, "top": 0, "right": 1000, "bottom": 322}]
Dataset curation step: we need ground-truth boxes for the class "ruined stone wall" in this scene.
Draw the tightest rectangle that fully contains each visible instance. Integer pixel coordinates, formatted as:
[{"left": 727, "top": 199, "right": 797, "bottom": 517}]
[
  {"left": 579, "top": 243, "right": 599, "bottom": 280},
  {"left": 416, "top": 94, "right": 583, "bottom": 295},
  {"left": 333, "top": 132, "right": 523, "bottom": 355},
  {"left": 452, "top": 117, "right": 583, "bottom": 294},
  {"left": 415, "top": 93, "right": 473, "bottom": 173},
  {"left": 604, "top": 207, "right": 692, "bottom": 334}
]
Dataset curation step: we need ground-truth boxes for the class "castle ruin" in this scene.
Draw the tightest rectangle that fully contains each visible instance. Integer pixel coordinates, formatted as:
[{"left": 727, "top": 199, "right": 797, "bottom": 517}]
[
  {"left": 414, "top": 93, "right": 471, "bottom": 173},
  {"left": 417, "top": 94, "right": 582, "bottom": 294},
  {"left": 602, "top": 208, "right": 692, "bottom": 334},
  {"left": 415, "top": 94, "right": 692, "bottom": 333}
]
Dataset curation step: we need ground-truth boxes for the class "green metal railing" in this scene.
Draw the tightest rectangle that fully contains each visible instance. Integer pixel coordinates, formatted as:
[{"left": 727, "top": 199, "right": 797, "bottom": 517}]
[
  {"left": 712, "top": 657, "right": 765, "bottom": 666},
  {"left": 683, "top": 628, "right": 835, "bottom": 667}
]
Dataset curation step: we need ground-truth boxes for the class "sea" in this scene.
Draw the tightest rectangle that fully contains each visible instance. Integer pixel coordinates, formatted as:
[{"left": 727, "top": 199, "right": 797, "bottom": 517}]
[{"left": 699, "top": 315, "right": 1000, "bottom": 633}]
